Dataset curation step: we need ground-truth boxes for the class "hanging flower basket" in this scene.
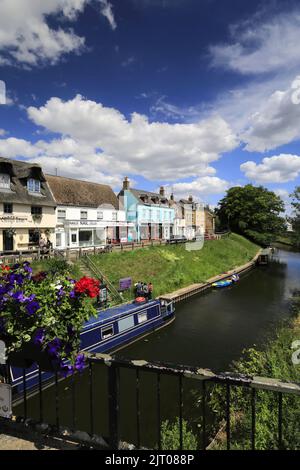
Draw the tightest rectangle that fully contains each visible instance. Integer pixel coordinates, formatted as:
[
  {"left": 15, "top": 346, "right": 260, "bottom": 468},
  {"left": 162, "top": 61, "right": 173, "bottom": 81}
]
[{"left": 0, "top": 263, "right": 100, "bottom": 375}]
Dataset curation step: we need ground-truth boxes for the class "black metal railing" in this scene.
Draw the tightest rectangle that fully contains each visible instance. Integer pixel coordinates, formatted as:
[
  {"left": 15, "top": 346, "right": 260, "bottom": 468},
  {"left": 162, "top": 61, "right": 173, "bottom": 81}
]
[{"left": 4, "top": 353, "right": 300, "bottom": 450}]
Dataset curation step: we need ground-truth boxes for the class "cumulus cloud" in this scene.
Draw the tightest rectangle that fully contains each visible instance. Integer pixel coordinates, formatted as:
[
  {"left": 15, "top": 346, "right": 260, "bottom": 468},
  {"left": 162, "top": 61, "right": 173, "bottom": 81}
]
[
  {"left": 0, "top": 136, "right": 122, "bottom": 187},
  {"left": 240, "top": 154, "right": 300, "bottom": 183},
  {"left": 167, "top": 176, "right": 231, "bottom": 201},
  {"left": 241, "top": 77, "right": 300, "bottom": 152},
  {"left": 24, "top": 94, "right": 238, "bottom": 181},
  {"left": 0, "top": 0, "right": 116, "bottom": 67},
  {"left": 209, "top": 10, "right": 300, "bottom": 75}
]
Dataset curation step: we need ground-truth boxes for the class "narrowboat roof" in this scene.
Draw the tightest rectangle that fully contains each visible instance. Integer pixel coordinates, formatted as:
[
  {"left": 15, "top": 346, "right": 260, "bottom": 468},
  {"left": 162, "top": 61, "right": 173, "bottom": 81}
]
[{"left": 83, "top": 299, "right": 160, "bottom": 328}]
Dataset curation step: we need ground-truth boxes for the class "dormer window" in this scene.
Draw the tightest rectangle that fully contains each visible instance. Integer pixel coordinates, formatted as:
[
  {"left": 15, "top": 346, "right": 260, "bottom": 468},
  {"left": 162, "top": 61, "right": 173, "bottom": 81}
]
[
  {"left": 0, "top": 173, "right": 10, "bottom": 189},
  {"left": 27, "top": 178, "right": 41, "bottom": 193}
]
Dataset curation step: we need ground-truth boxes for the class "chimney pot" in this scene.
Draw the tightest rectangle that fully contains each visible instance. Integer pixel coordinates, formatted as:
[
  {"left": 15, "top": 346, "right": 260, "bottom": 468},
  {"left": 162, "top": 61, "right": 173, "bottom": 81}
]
[
  {"left": 159, "top": 186, "right": 165, "bottom": 197},
  {"left": 188, "top": 195, "right": 193, "bottom": 203},
  {"left": 123, "top": 176, "right": 130, "bottom": 190}
]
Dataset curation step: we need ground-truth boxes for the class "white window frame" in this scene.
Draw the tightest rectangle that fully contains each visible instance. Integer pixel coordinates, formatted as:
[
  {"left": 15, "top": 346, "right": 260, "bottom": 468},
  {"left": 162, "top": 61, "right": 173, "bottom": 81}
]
[
  {"left": 57, "top": 209, "right": 66, "bottom": 221},
  {"left": 80, "top": 210, "right": 88, "bottom": 220},
  {"left": 0, "top": 173, "right": 10, "bottom": 189},
  {"left": 27, "top": 178, "right": 41, "bottom": 193},
  {"left": 101, "top": 324, "right": 114, "bottom": 340},
  {"left": 112, "top": 212, "right": 117, "bottom": 221},
  {"left": 97, "top": 211, "right": 103, "bottom": 220},
  {"left": 137, "top": 311, "right": 148, "bottom": 324}
]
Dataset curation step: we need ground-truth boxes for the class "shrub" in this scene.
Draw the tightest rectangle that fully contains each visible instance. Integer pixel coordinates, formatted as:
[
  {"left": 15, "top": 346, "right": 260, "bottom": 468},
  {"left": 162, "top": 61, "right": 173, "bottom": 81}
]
[{"left": 161, "top": 419, "right": 198, "bottom": 450}]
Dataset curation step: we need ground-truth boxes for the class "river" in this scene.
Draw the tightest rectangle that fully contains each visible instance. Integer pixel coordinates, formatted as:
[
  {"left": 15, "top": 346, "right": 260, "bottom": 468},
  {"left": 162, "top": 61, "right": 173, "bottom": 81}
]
[{"left": 21, "top": 248, "right": 300, "bottom": 447}]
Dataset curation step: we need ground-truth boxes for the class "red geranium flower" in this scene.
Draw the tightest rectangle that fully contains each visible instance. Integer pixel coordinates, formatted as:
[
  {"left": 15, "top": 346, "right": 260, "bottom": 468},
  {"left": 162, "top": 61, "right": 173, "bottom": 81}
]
[
  {"left": 1, "top": 265, "right": 10, "bottom": 272},
  {"left": 75, "top": 277, "right": 100, "bottom": 298}
]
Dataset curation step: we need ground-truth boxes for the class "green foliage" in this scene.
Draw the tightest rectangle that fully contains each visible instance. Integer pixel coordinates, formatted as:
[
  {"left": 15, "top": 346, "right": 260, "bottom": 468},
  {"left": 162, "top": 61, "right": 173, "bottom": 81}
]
[
  {"left": 31, "top": 258, "right": 82, "bottom": 279},
  {"left": 290, "top": 186, "right": 300, "bottom": 248},
  {"left": 161, "top": 419, "right": 198, "bottom": 450},
  {"left": 217, "top": 185, "right": 286, "bottom": 246},
  {"left": 40, "top": 258, "right": 69, "bottom": 275}
]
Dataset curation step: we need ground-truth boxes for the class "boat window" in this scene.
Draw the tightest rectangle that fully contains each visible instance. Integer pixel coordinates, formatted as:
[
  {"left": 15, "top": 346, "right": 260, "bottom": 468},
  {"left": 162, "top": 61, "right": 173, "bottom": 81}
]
[
  {"left": 102, "top": 325, "right": 114, "bottom": 339},
  {"left": 118, "top": 315, "right": 135, "bottom": 332},
  {"left": 137, "top": 312, "right": 147, "bottom": 324},
  {"left": 160, "top": 305, "right": 167, "bottom": 315}
]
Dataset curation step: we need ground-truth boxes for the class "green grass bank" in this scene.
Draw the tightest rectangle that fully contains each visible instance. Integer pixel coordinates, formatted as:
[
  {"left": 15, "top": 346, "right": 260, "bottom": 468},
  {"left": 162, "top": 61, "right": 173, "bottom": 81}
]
[{"left": 88, "top": 233, "right": 258, "bottom": 299}]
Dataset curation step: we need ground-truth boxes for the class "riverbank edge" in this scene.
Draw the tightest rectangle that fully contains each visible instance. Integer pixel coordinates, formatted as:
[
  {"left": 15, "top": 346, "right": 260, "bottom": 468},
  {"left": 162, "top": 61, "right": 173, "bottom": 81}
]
[
  {"left": 207, "top": 302, "right": 300, "bottom": 450},
  {"left": 160, "top": 248, "right": 262, "bottom": 303}
]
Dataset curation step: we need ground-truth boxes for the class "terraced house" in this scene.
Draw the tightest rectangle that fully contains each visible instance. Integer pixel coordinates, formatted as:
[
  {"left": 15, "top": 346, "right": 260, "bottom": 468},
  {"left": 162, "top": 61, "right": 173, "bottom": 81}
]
[
  {"left": 118, "top": 177, "right": 175, "bottom": 242},
  {"left": 0, "top": 157, "right": 56, "bottom": 253},
  {"left": 46, "top": 175, "right": 132, "bottom": 249}
]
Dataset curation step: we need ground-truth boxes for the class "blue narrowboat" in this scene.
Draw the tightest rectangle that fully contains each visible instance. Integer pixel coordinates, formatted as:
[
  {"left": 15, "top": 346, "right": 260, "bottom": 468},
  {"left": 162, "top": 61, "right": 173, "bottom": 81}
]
[{"left": 8, "top": 297, "right": 175, "bottom": 395}]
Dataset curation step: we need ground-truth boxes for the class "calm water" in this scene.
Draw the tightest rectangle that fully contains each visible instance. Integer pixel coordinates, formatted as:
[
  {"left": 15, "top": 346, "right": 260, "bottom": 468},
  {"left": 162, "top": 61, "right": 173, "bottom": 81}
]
[{"left": 21, "top": 248, "right": 300, "bottom": 446}]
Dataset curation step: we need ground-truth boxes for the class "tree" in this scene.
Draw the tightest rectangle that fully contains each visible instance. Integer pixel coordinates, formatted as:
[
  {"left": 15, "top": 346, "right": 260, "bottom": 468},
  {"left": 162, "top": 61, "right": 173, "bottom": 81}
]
[
  {"left": 216, "top": 185, "right": 285, "bottom": 246},
  {"left": 290, "top": 187, "right": 300, "bottom": 247}
]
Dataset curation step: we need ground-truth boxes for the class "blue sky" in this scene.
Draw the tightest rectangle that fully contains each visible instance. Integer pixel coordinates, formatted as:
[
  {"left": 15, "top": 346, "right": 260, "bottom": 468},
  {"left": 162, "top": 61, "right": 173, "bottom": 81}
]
[{"left": 1, "top": 0, "right": 300, "bottom": 211}]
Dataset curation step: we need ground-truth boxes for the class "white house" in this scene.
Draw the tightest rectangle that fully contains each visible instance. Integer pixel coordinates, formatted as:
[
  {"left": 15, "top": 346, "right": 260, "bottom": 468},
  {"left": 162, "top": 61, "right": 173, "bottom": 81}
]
[{"left": 46, "top": 175, "right": 131, "bottom": 249}]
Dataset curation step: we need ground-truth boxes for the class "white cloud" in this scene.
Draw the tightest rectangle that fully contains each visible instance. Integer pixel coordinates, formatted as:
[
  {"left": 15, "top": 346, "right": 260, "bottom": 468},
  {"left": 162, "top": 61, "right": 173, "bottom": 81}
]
[
  {"left": 0, "top": 0, "right": 116, "bottom": 67},
  {"left": 210, "top": 10, "right": 300, "bottom": 75},
  {"left": 0, "top": 136, "right": 122, "bottom": 187},
  {"left": 241, "top": 77, "right": 300, "bottom": 152},
  {"left": 100, "top": 0, "right": 117, "bottom": 30},
  {"left": 168, "top": 176, "right": 231, "bottom": 201},
  {"left": 204, "top": 8, "right": 300, "bottom": 153},
  {"left": 240, "top": 154, "right": 300, "bottom": 183},
  {"left": 24, "top": 94, "right": 238, "bottom": 181}
]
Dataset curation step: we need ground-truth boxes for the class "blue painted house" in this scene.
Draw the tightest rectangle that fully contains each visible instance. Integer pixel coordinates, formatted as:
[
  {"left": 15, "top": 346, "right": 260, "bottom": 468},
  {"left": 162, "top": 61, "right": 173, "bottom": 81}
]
[{"left": 118, "top": 177, "right": 175, "bottom": 242}]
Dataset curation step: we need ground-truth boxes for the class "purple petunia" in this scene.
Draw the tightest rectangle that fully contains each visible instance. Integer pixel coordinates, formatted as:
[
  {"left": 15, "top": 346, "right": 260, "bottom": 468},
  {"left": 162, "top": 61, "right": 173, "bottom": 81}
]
[
  {"left": 74, "top": 353, "right": 85, "bottom": 372},
  {"left": 8, "top": 273, "right": 24, "bottom": 286},
  {"left": 25, "top": 300, "right": 40, "bottom": 316},
  {"left": 23, "top": 265, "right": 33, "bottom": 275},
  {"left": 60, "top": 363, "right": 74, "bottom": 378},
  {"left": 57, "top": 287, "right": 65, "bottom": 298},
  {"left": 69, "top": 290, "right": 76, "bottom": 299},
  {"left": 11, "top": 291, "right": 26, "bottom": 303},
  {"left": 33, "top": 328, "right": 45, "bottom": 345},
  {"left": 47, "top": 338, "right": 62, "bottom": 357}
]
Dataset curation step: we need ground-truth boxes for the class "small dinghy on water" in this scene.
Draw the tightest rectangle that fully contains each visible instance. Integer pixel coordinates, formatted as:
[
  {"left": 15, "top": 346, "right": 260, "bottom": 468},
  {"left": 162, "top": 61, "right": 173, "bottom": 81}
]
[
  {"left": 212, "top": 273, "right": 239, "bottom": 288},
  {"left": 212, "top": 279, "right": 233, "bottom": 288}
]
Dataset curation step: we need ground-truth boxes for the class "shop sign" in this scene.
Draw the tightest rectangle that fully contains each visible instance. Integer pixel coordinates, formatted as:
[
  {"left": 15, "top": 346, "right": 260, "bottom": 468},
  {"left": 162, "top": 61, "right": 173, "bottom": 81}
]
[{"left": 0, "top": 216, "right": 27, "bottom": 222}]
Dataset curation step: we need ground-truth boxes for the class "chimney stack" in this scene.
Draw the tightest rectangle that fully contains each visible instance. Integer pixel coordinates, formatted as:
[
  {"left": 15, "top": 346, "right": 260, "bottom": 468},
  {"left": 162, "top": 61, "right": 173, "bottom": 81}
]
[
  {"left": 188, "top": 195, "right": 193, "bottom": 203},
  {"left": 123, "top": 176, "right": 130, "bottom": 190},
  {"left": 159, "top": 186, "right": 165, "bottom": 197},
  {"left": 170, "top": 193, "right": 174, "bottom": 201}
]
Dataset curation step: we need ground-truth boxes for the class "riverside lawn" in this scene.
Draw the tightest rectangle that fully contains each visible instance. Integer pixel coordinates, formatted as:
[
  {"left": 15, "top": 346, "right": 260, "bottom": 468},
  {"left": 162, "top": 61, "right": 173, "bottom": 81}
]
[
  {"left": 89, "top": 233, "right": 258, "bottom": 301},
  {"left": 31, "top": 234, "right": 258, "bottom": 302}
]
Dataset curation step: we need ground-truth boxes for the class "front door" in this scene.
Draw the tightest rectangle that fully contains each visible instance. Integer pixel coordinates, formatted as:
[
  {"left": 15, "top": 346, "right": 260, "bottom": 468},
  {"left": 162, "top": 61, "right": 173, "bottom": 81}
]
[{"left": 3, "top": 230, "right": 14, "bottom": 251}]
